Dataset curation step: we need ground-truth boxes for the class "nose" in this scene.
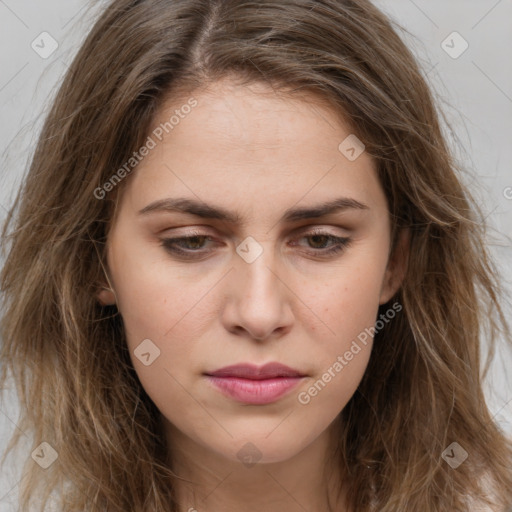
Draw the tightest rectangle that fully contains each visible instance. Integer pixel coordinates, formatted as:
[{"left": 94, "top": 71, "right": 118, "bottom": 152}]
[{"left": 221, "top": 244, "right": 294, "bottom": 342}]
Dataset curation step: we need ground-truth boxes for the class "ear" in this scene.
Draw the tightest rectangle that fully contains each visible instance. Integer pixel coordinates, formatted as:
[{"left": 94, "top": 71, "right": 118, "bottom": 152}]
[
  {"left": 379, "top": 228, "right": 410, "bottom": 305},
  {"left": 96, "top": 286, "right": 117, "bottom": 306},
  {"left": 94, "top": 245, "right": 117, "bottom": 306}
]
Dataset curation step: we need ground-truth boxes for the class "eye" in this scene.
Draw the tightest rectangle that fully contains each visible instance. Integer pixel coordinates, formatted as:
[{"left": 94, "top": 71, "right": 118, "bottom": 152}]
[
  {"left": 291, "top": 228, "right": 352, "bottom": 256},
  {"left": 159, "top": 228, "right": 352, "bottom": 259},
  {"left": 160, "top": 230, "right": 215, "bottom": 258}
]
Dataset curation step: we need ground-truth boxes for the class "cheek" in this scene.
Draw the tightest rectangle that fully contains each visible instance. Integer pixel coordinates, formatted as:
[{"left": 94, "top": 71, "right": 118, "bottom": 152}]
[
  {"left": 110, "top": 255, "right": 212, "bottom": 430},
  {"left": 293, "top": 244, "right": 389, "bottom": 413},
  {"left": 302, "top": 246, "right": 388, "bottom": 355},
  {"left": 108, "top": 241, "right": 221, "bottom": 395},
  {"left": 108, "top": 234, "right": 203, "bottom": 339},
  {"left": 293, "top": 268, "right": 380, "bottom": 421}
]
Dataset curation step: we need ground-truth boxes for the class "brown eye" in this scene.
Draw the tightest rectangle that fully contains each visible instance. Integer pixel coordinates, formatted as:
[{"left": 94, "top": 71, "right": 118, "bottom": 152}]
[
  {"left": 160, "top": 230, "right": 216, "bottom": 259},
  {"left": 306, "top": 233, "right": 331, "bottom": 249},
  {"left": 293, "top": 229, "right": 352, "bottom": 256}
]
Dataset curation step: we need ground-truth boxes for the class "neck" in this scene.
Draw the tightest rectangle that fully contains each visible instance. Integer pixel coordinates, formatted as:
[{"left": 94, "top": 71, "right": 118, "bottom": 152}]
[{"left": 164, "top": 416, "right": 349, "bottom": 512}]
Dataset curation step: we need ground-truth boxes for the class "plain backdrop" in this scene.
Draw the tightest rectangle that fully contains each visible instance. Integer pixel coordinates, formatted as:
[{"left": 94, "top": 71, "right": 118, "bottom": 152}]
[{"left": 1, "top": 1, "right": 511, "bottom": 509}]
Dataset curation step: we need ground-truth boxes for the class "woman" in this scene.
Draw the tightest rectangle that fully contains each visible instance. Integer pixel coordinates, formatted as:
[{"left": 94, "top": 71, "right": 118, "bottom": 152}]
[{"left": 1, "top": 0, "right": 511, "bottom": 510}]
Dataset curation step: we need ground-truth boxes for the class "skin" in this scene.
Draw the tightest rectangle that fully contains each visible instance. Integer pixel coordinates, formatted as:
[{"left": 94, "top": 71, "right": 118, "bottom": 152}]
[{"left": 97, "top": 77, "right": 409, "bottom": 512}]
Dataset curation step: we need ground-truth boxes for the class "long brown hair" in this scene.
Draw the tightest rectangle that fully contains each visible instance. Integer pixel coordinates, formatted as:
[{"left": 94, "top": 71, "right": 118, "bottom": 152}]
[{"left": 2, "top": 0, "right": 512, "bottom": 510}]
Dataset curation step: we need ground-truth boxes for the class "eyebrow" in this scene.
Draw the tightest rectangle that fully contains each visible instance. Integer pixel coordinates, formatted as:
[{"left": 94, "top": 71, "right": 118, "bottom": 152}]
[{"left": 138, "top": 196, "right": 369, "bottom": 224}]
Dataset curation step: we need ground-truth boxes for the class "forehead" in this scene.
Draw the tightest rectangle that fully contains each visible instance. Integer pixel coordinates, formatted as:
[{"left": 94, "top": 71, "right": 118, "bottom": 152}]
[
  {"left": 157, "top": 78, "right": 358, "bottom": 154},
  {"left": 116, "top": 78, "right": 384, "bottom": 221}
]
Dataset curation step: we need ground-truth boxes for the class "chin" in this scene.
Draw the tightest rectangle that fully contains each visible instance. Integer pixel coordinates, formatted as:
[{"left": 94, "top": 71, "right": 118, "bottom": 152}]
[{"left": 209, "top": 429, "right": 317, "bottom": 466}]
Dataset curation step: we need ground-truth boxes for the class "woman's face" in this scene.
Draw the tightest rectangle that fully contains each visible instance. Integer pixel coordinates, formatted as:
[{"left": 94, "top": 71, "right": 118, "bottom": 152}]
[{"left": 98, "top": 78, "right": 406, "bottom": 466}]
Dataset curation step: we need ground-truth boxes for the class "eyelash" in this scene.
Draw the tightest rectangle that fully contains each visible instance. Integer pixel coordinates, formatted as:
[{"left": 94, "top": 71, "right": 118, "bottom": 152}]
[{"left": 160, "top": 228, "right": 351, "bottom": 259}]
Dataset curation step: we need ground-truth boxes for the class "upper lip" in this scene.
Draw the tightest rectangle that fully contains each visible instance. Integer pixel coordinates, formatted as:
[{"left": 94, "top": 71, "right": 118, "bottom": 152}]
[{"left": 205, "top": 363, "right": 305, "bottom": 380}]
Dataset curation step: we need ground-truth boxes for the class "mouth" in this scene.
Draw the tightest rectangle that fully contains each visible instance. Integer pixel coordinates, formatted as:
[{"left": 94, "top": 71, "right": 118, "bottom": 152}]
[{"left": 203, "top": 363, "right": 306, "bottom": 405}]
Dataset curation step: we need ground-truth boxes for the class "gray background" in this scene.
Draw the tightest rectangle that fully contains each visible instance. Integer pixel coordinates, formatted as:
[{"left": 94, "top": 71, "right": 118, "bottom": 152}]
[{"left": 1, "top": 1, "right": 511, "bottom": 508}]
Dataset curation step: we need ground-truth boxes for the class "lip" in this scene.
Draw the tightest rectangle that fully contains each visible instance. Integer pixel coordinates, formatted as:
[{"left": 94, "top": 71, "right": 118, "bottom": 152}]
[
  {"left": 204, "top": 363, "right": 306, "bottom": 405},
  {"left": 206, "top": 362, "right": 305, "bottom": 379}
]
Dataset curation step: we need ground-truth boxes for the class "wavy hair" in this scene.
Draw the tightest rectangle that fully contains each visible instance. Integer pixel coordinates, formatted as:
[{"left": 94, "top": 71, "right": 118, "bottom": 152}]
[{"left": 1, "top": 0, "right": 512, "bottom": 510}]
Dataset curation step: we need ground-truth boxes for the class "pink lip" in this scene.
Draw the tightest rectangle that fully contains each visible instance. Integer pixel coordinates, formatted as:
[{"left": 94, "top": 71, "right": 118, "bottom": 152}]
[{"left": 204, "top": 363, "right": 306, "bottom": 405}]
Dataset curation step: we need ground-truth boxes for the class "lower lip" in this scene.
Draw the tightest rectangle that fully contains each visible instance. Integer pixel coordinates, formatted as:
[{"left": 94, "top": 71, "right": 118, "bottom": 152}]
[{"left": 205, "top": 375, "right": 304, "bottom": 405}]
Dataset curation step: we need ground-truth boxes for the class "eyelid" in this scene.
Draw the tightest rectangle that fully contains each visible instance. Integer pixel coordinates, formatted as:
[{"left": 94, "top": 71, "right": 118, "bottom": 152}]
[
  {"left": 159, "top": 225, "right": 352, "bottom": 245},
  {"left": 159, "top": 226, "right": 352, "bottom": 260},
  {"left": 162, "top": 224, "right": 350, "bottom": 238},
  {"left": 295, "top": 224, "right": 349, "bottom": 236}
]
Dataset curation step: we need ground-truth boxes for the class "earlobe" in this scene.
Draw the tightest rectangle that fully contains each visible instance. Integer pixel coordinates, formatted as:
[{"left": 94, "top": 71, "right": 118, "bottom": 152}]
[
  {"left": 96, "top": 287, "right": 116, "bottom": 306},
  {"left": 379, "top": 228, "right": 410, "bottom": 305},
  {"left": 92, "top": 241, "right": 117, "bottom": 305}
]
